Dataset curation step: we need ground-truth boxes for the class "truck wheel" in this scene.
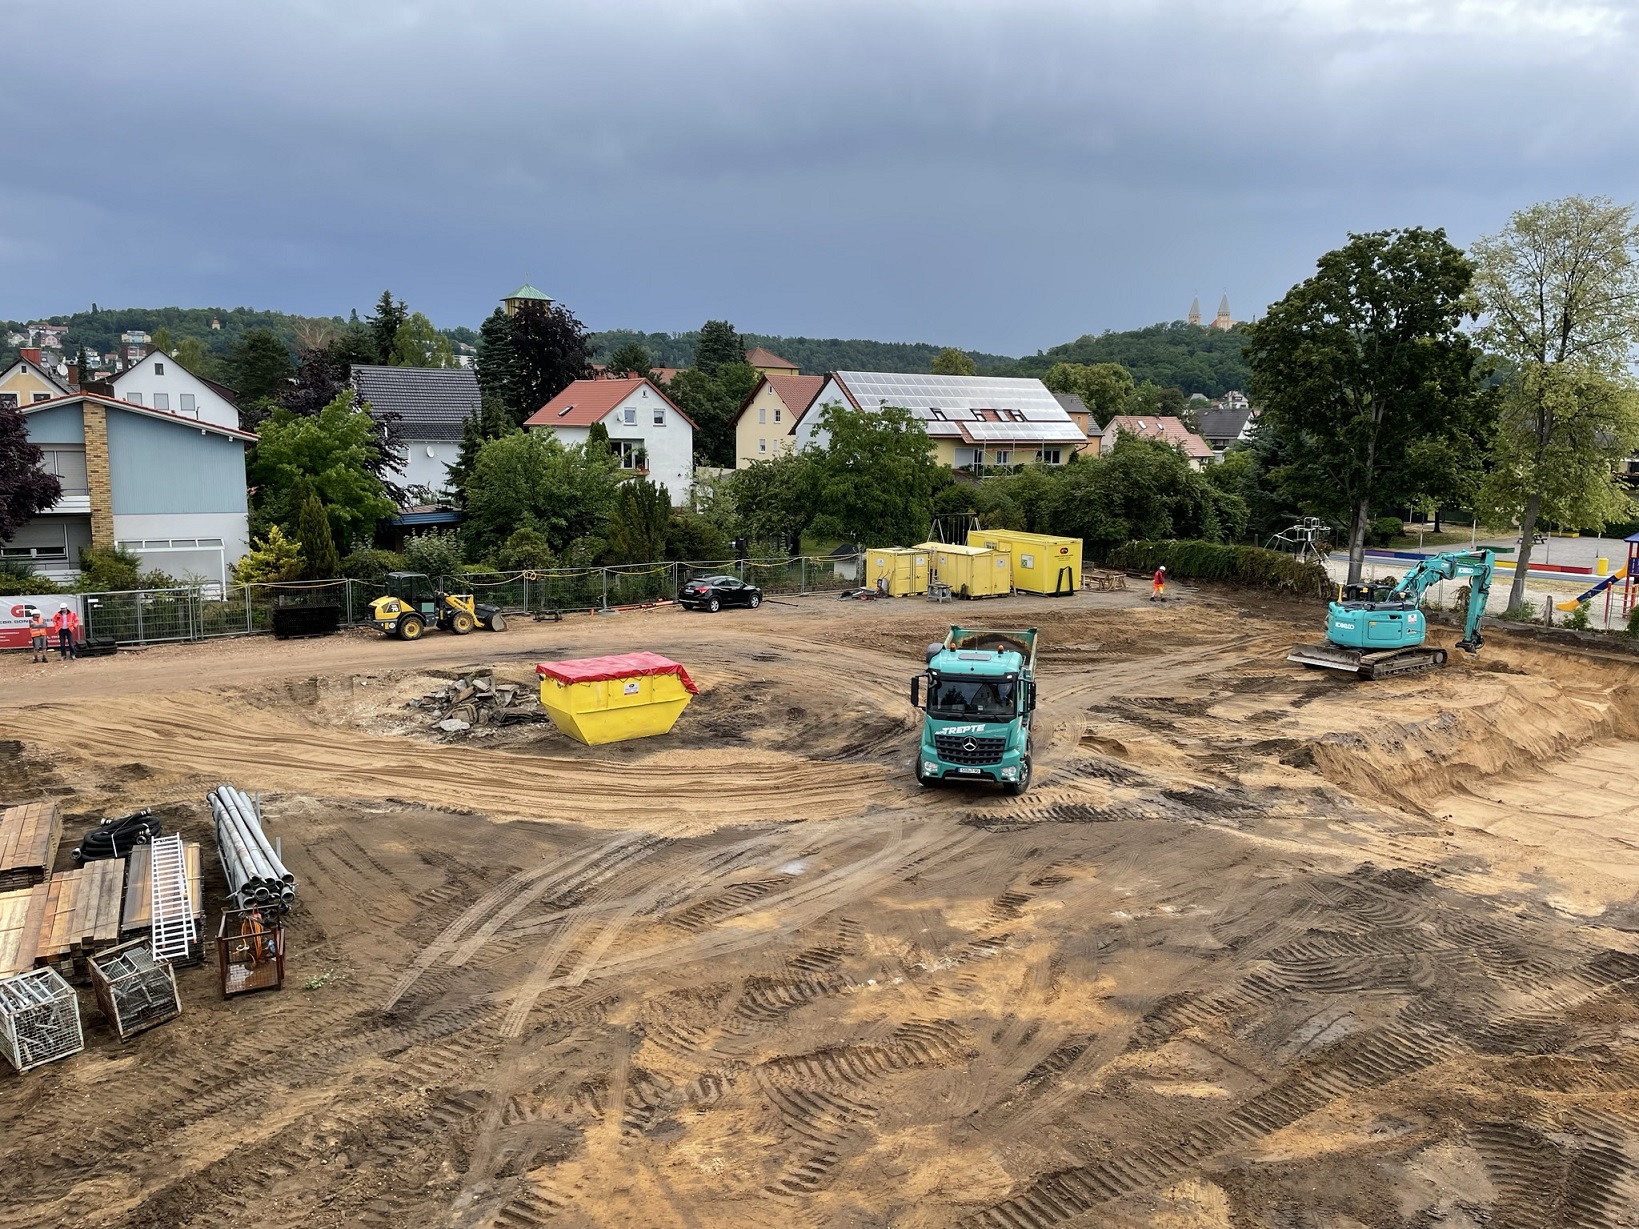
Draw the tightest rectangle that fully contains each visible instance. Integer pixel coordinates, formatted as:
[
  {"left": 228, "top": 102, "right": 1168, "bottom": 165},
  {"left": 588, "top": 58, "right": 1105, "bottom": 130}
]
[
  {"left": 398, "top": 615, "right": 425, "bottom": 641},
  {"left": 487, "top": 612, "right": 507, "bottom": 632},
  {"left": 1005, "top": 757, "right": 1032, "bottom": 797},
  {"left": 451, "top": 611, "right": 475, "bottom": 635}
]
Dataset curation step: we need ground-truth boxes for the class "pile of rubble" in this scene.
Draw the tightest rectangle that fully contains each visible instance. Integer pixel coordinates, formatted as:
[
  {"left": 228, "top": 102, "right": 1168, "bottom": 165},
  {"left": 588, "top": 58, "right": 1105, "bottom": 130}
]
[{"left": 411, "top": 672, "right": 546, "bottom": 734}]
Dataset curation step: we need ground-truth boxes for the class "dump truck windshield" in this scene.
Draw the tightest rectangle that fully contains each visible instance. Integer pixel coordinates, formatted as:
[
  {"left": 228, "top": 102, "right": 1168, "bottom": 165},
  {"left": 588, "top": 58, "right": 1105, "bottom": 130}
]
[{"left": 928, "top": 675, "right": 1016, "bottom": 720}]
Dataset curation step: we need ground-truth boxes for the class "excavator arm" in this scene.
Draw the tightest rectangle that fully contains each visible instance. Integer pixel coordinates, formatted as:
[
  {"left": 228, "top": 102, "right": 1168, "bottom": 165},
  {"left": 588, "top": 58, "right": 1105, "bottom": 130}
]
[{"left": 1389, "top": 548, "right": 1494, "bottom": 655}]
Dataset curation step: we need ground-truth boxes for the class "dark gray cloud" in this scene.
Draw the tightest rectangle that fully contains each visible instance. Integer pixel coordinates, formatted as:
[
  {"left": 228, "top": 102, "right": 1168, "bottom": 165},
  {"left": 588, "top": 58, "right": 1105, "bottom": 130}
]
[{"left": 2, "top": 0, "right": 1635, "bottom": 352}]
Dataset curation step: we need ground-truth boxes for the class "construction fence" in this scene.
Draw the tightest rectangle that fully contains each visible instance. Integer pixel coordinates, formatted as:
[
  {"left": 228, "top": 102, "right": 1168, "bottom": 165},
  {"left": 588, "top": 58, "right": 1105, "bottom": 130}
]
[{"left": 73, "top": 555, "right": 864, "bottom": 649}]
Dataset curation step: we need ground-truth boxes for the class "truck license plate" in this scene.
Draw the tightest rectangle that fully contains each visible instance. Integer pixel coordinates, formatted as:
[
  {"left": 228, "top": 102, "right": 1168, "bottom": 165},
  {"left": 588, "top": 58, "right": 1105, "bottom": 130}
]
[{"left": 957, "top": 767, "right": 981, "bottom": 775}]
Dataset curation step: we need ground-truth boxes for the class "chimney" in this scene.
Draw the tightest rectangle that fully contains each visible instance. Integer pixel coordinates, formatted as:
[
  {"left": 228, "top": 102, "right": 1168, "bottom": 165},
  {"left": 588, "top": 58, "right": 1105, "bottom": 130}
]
[
  {"left": 67, "top": 365, "right": 79, "bottom": 389},
  {"left": 20, "top": 348, "right": 41, "bottom": 366}
]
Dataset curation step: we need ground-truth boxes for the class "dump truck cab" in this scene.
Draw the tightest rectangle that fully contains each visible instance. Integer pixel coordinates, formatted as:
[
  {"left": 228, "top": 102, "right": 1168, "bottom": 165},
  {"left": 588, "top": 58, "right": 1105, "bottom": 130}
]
[{"left": 910, "top": 626, "right": 1037, "bottom": 795}]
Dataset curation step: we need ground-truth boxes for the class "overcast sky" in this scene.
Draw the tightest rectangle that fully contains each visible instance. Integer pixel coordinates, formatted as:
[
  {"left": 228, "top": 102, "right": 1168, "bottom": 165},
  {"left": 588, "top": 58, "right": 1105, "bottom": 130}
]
[{"left": 2, "top": 0, "right": 1635, "bottom": 353}]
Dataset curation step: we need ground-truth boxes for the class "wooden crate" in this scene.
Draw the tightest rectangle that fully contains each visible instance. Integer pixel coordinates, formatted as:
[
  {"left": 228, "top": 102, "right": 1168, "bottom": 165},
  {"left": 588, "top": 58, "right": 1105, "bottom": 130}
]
[
  {"left": 121, "top": 843, "right": 204, "bottom": 962},
  {"left": 0, "top": 802, "right": 61, "bottom": 893},
  {"left": 33, "top": 859, "right": 127, "bottom": 975}
]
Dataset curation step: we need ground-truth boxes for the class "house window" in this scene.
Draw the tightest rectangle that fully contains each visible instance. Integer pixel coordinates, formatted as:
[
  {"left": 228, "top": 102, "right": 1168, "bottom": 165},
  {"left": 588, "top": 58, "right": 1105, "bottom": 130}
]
[
  {"left": 154, "top": 362, "right": 165, "bottom": 375},
  {"left": 623, "top": 407, "right": 637, "bottom": 425},
  {"left": 759, "top": 438, "right": 769, "bottom": 453},
  {"left": 613, "top": 440, "right": 644, "bottom": 470},
  {"left": 126, "top": 392, "right": 142, "bottom": 406},
  {"left": 1035, "top": 448, "right": 1062, "bottom": 464},
  {"left": 32, "top": 393, "right": 49, "bottom": 403},
  {"left": 0, "top": 394, "right": 15, "bottom": 410},
  {"left": 153, "top": 392, "right": 170, "bottom": 411},
  {"left": 653, "top": 408, "right": 664, "bottom": 425},
  {"left": 759, "top": 408, "right": 766, "bottom": 424},
  {"left": 180, "top": 393, "right": 196, "bottom": 413},
  {"left": 993, "top": 449, "right": 1011, "bottom": 466},
  {"left": 40, "top": 448, "right": 87, "bottom": 493},
  {"left": 774, "top": 408, "right": 781, "bottom": 423}
]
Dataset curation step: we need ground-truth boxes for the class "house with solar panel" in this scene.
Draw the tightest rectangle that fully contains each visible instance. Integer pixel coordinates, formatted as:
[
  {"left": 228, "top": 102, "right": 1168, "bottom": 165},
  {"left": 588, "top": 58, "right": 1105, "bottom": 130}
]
[
  {"left": 351, "top": 364, "right": 482, "bottom": 500},
  {"left": 790, "top": 372, "right": 1087, "bottom": 471}
]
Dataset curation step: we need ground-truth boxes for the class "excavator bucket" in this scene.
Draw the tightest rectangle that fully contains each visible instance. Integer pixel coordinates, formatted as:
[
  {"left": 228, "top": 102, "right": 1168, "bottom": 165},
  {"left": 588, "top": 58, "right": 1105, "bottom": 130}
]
[{"left": 1286, "top": 643, "right": 1366, "bottom": 674}]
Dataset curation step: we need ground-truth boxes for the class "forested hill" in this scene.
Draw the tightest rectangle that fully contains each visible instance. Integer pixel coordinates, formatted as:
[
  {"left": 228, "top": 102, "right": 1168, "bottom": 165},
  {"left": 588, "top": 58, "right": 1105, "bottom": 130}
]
[
  {"left": 1010, "top": 321, "right": 1253, "bottom": 397},
  {"left": 4, "top": 306, "right": 319, "bottom": 364},
  {"left": 588, "top": 330, "right": 1018, "bottom": 375}
]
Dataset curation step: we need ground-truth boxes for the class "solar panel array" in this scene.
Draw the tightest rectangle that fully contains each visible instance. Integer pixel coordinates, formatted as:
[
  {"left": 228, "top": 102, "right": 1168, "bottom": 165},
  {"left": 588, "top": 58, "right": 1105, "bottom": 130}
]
[
  {"left": 959, "top": 421, "right": 1080, "bottom": 442},
  {"left": 835, "top": 372, "right": 1071, "bottom": 420}
]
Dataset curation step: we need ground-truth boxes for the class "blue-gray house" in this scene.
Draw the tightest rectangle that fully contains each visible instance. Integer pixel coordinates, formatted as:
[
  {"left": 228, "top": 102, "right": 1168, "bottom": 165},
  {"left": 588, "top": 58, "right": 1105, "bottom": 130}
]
[{"left": 12, "top": 393, "right": 254, "bottom": 586}]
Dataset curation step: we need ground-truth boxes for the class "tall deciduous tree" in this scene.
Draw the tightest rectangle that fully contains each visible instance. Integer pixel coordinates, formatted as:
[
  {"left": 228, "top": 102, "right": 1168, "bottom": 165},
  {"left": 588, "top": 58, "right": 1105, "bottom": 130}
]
[
  {"left": 0, "top": 403, "right": 61, "bottom": 542},
  {"left": 693, "top": 320, "right": 744, "bottom": 377},
  {"left": 666, "top": 363, "right": 755, "bottom": 469},
  {"left": 1471, "top": 196, "right": 1639, "bottom": 612},
  {"left": 931, "top": 347, "right": 978, "bottom": 376},
  {"left": 284, "top": 327, "right": 406, "bottom": 502},
  {"left": 463, "top": 430, "right": 619, "bottom": 558},
  {"left": 367, "top": 291, "right": 407, "bottom": 365},
  {"left": 446, "top": 394, "right": 514, "bottom": 504},
  {"left": 1245, "top": 227, "right": 1490, "bottom": 584},
  {"left": 249, "top": 390, "right": 396, "bottom": 550},
  {"left": 809, "top": 404, "right": 943, "bottom": 547},
  {"left": 731, "top": 452, "right": 818, "bottom": 556},
  {"left": 504, "top": 302, "right": 592, "bottom": 426},
  {"left": 388, "top": 312, "right": 456, "bottom": 368},
  {"left": 1042, "top": 362, "right": 1134, "bottom": 425},
  {"left": 230, "top": 328, "right": 295, "bottom": 411}
]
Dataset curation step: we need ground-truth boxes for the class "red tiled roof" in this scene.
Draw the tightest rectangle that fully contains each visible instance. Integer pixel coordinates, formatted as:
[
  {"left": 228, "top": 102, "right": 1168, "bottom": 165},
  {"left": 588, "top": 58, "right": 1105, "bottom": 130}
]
[
  {"left": 746, "top": 347, "right": 797, "bottom": 370},
  {"left": 734, "top": 374, "right": 825, "bottom": 434},
  {"left": 1102, "top": 415, "right": 1214, "bottom": 458},
  {"left": 524, "top": 377, "right": 696, "bottom": 430}
]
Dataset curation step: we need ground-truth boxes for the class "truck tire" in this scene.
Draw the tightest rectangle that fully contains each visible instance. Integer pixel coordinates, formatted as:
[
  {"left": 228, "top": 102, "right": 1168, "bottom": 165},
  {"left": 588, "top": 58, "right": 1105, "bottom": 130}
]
[
  {"left": 451, "top": 611, "right": 475, "bottom": 635},
  {"left": 1004, "top": 756, "right": 1032, "bottom": 797},
  {"left": 398, "top": 614, "right": 425, "bottom": 641}
]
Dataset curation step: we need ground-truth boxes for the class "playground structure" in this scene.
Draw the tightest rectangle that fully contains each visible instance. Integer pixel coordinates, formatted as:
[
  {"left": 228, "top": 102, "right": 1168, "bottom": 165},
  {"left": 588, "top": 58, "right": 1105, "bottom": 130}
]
[
  {"left": 1267, "top": 517, "right": 1332, "bottom": 566},
  {"left": 1552, "top": 531, "right": 1639, "bottom": 619}
]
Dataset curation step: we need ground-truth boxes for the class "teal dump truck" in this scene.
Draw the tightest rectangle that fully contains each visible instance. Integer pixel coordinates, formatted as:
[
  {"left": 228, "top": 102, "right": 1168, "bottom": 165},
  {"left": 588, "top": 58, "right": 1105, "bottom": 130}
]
[{"left": 909, "top": 626, "right": 1038, "bottom": 795}]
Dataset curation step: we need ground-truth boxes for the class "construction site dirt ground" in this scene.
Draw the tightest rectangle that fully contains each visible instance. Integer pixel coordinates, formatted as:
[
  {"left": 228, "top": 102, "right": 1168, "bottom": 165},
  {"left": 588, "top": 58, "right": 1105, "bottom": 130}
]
[{"left": 2, "top": 586, "right": 1639, "bottom": 1229}]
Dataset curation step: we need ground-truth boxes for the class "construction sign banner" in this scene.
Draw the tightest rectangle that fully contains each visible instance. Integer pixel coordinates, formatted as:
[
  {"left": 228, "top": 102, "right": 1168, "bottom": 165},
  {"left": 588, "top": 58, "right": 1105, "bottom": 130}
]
[{"left": 0, "top": 596, "right": 82, "bottom": 650}]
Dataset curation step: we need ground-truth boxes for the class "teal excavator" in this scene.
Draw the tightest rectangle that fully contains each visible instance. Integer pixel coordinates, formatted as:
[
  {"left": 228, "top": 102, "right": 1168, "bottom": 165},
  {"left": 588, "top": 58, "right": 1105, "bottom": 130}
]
[{"left": 1288, "top": 549, "right": 1495, "bottom": 680}]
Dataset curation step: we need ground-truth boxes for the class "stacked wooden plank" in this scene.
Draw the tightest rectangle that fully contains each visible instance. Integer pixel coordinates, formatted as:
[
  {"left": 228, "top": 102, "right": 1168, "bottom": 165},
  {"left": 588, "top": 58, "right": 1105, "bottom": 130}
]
[
  {"left": 0, "top": 802, "right": 62, "bottom": 893},
  {"left": 121, "top": 843, "right": 203, "bottom": 938},
  {"left": 32, "top": 859, "right": 127, "bottom": 973},
  {"left": 0, "top": 887, "right": 53, "bottom": 977}
]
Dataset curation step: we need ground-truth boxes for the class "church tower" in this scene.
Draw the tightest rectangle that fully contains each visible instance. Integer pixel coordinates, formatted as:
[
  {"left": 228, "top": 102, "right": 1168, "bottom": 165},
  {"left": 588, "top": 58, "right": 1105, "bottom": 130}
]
[
  {"left": 1187, "top": 296, "right": 1201, "bottom": 327},
  {"left": 1211, "top": 295, "right": 1233, "bottom": 330}
]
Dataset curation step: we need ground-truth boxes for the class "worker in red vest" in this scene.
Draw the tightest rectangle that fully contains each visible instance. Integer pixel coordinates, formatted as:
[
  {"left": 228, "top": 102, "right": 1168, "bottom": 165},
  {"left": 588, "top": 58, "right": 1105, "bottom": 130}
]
[
  {"left": 26, "top": 607, "right": 48, "bottom": 662},
  {"left": 51, "top": 602, "right": 80, "bottom": 661},
  {"left": 1151, "top": 566, "right": 1166, "bottom": 602}
]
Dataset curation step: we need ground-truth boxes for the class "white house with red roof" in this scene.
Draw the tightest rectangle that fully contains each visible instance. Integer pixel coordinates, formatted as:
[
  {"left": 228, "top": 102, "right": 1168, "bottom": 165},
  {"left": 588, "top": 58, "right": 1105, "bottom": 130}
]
[
  {"left": 1099, "top": 415, "right": 1215, "bottom": 470},
  {"left": 524, "top": 377, "right": 696, "bottom": 503}
]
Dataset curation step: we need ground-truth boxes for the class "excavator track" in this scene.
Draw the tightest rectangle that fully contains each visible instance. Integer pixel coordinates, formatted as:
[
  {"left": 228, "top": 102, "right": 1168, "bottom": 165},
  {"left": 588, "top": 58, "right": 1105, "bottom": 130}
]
[{"left": 1287, "top": 644, "right": 1448, "bottom": 680}]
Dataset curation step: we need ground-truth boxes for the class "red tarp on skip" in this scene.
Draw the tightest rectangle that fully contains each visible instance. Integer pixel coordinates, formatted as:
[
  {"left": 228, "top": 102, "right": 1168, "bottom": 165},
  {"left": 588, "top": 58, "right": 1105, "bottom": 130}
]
[{"left": 536, "top": 653, "right": 699, "bottom": 694}]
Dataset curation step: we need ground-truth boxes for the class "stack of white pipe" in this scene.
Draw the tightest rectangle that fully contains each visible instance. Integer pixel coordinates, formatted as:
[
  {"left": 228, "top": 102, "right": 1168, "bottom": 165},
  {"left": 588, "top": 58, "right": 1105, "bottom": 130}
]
[{"left": 208, "top": 785, "right": 296, "bottom": 913}]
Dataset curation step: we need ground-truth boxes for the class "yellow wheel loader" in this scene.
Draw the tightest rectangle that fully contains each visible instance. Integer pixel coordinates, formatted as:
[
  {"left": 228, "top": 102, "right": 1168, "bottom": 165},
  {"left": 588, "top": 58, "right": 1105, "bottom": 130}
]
[{"left": 368, "top": 572, "right": 507, "bottom": 641}]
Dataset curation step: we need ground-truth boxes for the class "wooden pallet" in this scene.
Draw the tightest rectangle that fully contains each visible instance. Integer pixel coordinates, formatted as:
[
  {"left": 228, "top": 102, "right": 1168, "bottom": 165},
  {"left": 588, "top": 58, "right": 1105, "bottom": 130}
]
[
  {"left": 33, "top": 859, "right": 127, "bottom": 972},
  {"left": 0, "top": 802, "right": 61, "bottom": 893},
  {"left": 121, "top": 843, "right": 203, "bottom": 937}
]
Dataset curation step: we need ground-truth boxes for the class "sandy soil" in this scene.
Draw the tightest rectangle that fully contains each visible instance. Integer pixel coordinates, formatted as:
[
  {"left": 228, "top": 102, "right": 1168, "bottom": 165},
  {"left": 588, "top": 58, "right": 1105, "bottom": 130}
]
[{"left": 2, "top": 587, "right": 1639, "bottom": 1228}]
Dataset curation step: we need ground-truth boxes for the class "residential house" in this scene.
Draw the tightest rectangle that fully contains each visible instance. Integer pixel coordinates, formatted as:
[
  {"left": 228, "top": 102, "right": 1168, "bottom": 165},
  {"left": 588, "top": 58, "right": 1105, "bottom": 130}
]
[
  {"left": 119, "top": 331, "right": 151, "bottom": 367},
  {"left": 10, "top": 393, "right": 254, "bottom": 584},
  {"left": 0, "top": 350, "right": 70, "bottom": 409},
  {"left": 745, "top": 347, "right": 799, "bottom": 376},
  {"left": 524, "top": 377, "right": 696, "bottom": 503},
  {"left": 733, "top": 373, "right": 824, "bottom": 467},
  {"left": 791, "top": 372, "right": 1086, "bottom": 470},
  {"left": 351, "top": 364, "right": 480, "bottom": 500},
  {"left": 1050, "top": 391, "right": 1099, "bottom": 455},
  {"left": 111, "top": 351, "right": 241, "bottom": 432},
  {"left": 27, "top": 323, "right": 66, "bottom": 350},
  {"left": 1099, "top": 415, "right": 1215, "bottom": 470},
  {"left": 1199, "top": 407, "right": 1254, "bottom": 453}
]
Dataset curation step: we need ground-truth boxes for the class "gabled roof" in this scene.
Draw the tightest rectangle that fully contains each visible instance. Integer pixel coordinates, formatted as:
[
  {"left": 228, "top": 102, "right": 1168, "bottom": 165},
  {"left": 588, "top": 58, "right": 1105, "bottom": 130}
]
[
  {"left": 0, "top": 357, "right": 70, "bottom": 395},
  {"left": 734, "top": 374, "right": 826, "bottom": 434},
  {"left": 524, "top": 377, "right": 696, "bottom": 430},
  {"left": 1198, "top": 408, "right": 1252, "bottom": 443},
  {"left": 351, "top": 364, "right": 481, "bottom": 443},
  {"left": 745, "top": 346, "right": 797, "bottom": 371},
  {"left": 1051, "top": 391, "right": 1094, "bottom": 429},
  {"left": 22, "top": 393, "right": 257, "bottom": 443},
  {"left": 111, "top": 348, "right": 241, "bottom": 406},
  {"left": 796, "top": 371, "right": 1084, "bottom": 442},
  {"left": 1102, "top": 415, "right": 1214, "bottom": 459}
]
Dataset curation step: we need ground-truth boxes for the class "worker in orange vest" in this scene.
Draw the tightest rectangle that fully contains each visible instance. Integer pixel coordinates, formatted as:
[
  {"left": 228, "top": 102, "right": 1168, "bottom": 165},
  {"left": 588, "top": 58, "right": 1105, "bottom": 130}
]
[
  {"left": 1150, "top": 566, "right": 1166, "bottom": 602},
  {"left": 26, "top": 607, "right": 48, "bottom": 662},
  {"left": 50, "top": 602, "right": 80, "bottom": 661}
]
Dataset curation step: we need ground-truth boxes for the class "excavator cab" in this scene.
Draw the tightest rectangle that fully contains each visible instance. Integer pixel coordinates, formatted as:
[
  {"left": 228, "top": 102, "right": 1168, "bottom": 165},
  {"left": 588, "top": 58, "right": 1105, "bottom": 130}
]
[{"left": 369, "top": 572, "right": 506, "bottom": 641}]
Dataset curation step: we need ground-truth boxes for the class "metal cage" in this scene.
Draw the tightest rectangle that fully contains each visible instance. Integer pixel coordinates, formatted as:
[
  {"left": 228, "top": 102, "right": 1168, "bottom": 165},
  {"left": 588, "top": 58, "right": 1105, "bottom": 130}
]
[
  {"left": 0, "top": 968, "right": 83, "bottom": 1073},
  {"left": 90, "top": 940, "right": 181, "bottom": 1041},
  {"left": 216, "top": 909, "right": 285, "bottom": 999}
]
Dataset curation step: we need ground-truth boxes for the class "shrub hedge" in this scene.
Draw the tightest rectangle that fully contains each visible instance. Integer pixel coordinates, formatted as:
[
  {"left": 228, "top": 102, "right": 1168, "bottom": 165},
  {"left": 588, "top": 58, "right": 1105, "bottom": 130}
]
[{"left": 1107, "top": 539, "right": 1331, "bottom": 597}]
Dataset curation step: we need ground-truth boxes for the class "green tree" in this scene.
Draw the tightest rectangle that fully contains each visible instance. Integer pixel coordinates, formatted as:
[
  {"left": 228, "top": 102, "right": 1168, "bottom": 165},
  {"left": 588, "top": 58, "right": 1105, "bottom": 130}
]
[
  {"left": 401, "top": 529, "right": 466, "bottom": 579},
  {"left": 495, "top": 526, "right": 556, "bottom": 571},
  {"left": 292, "top": 478, "right": 341, "bottom": 580},
  {"left": 666, "top": 366, "right": 748, "bottom": 468},
  {"left": 809, "top": 404, "right": 942, "bottom": 547},
  {"left": 446, "top": 394, "right": 514, "bottom": 504},
  {"left": 388, "top": 312, "right": 456, "bottom": 368},
  {"left": 1471, "top": 195, "right": 1639, "bottom": 612},
  {"left": 0, "top": 402, "right": 61, "bottom": 543},
  {"left": 604, "top": 342, "right": 654, "bottom": 378},
  {"left": 173, "top": 336, "right": 212, "bottom": 379},
  {"left": 249, "top": 390, "right": 396, "bottom": 547},
  {"left": 731, "top": 452, "right": 818, "bottom": 555},
  {"left": 504, "top": 301, "right": 592, "bottom": 426},
  {"left": 231, "top": 328, "right": 295, "bottom": 409},
  {"left": 463, "top": 430, "right": 619, "bottom": 558},
  {"left": 367, "top": 290, "right": 407, "bottom": 364},
  {"left": 475, "top": 308, "right": 515, "bottom": 405},
  {"left": 1042, "top": 362, "right": 1134, "bottom": 425},
  {"left": 931, "top": 347, "right": 978, "bottom": 376},
  {"left": 150, "top": 326, "right": 173, "bottom": 356},
  {"left": 693, "top": 320, "right": 744, "bottom": 377},
  {"left": 606, "top": 478, "right": 671, "bottom": 563},
  {"left": 1245, "top": 227, "right": 1490, "bottom": 584},
  {"left": 231, "top": 527, "right": 304, "bottom": 584}
]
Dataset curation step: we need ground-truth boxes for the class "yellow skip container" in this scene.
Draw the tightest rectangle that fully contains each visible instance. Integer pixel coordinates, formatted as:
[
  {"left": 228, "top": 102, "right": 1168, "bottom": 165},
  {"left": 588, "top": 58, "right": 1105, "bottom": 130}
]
[
  {"left": 966, "top": 528, "right": 1082, "bottom": 596},
  {"left": 536, "top": 653, "right": 699, "bottom": 745}
]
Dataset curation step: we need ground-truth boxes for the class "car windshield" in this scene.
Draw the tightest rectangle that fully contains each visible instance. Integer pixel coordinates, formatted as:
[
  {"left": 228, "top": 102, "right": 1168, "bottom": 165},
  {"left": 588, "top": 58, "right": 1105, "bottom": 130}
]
[{"left": 928, "top": 674, "right": 1016, "bottom": 720}]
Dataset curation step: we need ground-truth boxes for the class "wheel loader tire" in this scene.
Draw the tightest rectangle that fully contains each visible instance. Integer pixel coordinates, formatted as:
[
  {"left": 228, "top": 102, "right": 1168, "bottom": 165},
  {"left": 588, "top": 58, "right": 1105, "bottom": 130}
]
[
  {"left": 398, "top": 615, "right": 425, "bottom": 641},
  {"left": 451, "top": 611, "right": 475, "bottom": 635},
  {"left": 487, "top": 612, "right": 507, "bottom": 633}
]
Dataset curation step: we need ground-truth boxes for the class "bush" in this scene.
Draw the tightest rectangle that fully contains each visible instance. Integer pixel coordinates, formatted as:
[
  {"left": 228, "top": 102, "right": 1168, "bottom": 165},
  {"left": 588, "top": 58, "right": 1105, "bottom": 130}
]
[
  {"left": 1566, "top": 600, "right": 1591, "bottom": 631},
  {"left": 400, "top": 530, "right": 466, "bottom": 582},
  {"left": 1106, "top": 540, "right": 1331, "bottom": 597},
  {"left": 493, "top": 527, "right": 555, "bottom": 573},
  {"left": 338, "top": 547, "right": 404, "bottom": 583},
  {"left": 1628, "top": 605, "right": 1639, "bottom": 638},
  {"left": 76, "top": 545, "right": 144, "bottom": 592},
  {"left": 233, "top": 526, "right": 305, "bottom": 585},
  {"left": 1365, "top": 516, "right": 1404, "bottom": 547},
  {"left": 0, "top": 560, "right": 62, "bottom": 596},
  {"left": 664, "top": 510, "right": 730, "bottom": 562},
  {"left": 1500, "top": 599, "right": 1539, "bottom": 622}
]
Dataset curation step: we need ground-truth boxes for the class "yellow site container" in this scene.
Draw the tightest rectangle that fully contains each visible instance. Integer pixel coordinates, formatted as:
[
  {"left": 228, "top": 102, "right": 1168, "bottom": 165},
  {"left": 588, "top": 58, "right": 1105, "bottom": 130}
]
[
  {"left": 966, "top": 529, "right": 1082, "bottom": 596},
  {"left": 918, "top": 541, "right": 1012, "bottom": 598},
  {"left": 535, "top": 653, "right": 698, "bottom": 745},
  {"left": 864, "top": 547, "right": 930, "bottom": 596}
]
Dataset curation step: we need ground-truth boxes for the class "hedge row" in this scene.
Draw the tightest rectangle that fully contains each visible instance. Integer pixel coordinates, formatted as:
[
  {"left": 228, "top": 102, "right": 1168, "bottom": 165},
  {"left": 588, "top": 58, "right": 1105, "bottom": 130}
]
[{"left": 1107, "top": 540, "right": 1331, "bottom": 597}]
